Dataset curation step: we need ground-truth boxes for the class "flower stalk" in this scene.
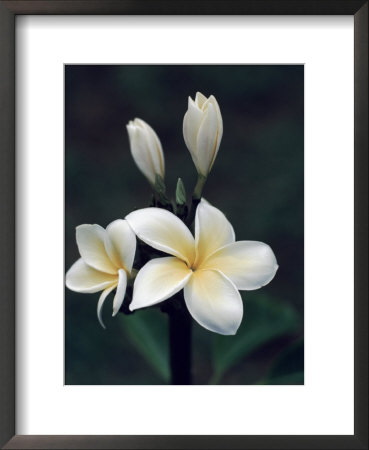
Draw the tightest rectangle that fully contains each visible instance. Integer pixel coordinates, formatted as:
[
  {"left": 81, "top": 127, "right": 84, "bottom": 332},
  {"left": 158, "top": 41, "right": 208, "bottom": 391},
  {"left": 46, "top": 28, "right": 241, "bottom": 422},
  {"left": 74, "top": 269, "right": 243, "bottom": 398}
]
[
  {"left": 186, "top": 174, "right": 207, "bottom": 226},
  {"left": 154, "top": 174, "right": 172, "bottom": 210},
  {"left": 193, "top": 174, "right": 207, "bottom": 200},
  {"left": 175, "top": 178, "right": 188, "bottom": 220},
  {"left": 166, "top": 297, "right": 192, "bottom": 385}
]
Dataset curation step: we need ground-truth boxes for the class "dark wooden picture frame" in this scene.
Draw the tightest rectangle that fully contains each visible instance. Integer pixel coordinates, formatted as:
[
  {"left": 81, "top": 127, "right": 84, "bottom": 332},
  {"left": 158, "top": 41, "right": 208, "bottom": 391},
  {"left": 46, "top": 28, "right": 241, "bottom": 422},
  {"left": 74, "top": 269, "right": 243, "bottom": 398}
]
[{"left": 0, "top": 1, "right": 367, "bottom": 449}]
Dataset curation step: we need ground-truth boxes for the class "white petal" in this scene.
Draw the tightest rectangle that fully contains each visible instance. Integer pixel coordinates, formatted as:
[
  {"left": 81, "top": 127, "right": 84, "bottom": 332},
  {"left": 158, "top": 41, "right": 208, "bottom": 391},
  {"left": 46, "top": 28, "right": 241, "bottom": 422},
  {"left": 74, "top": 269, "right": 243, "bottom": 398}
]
[
  {"left": 206, "top": 96, "right": 223, "bottom": 170},
  {"left": 196, "top": 103, "right": 218, "bottom": 175},
  {"left": 152, "top": 132, "right": 165, "bottom": 178},
  {"left": 97, "top": 284, "right": 117, "bottom": 329},
  {"left": 195, "top": 91, "right": 207, "bottom": 108},
  {"left": 138, "top": 118, "right": 165, "bottom": 178},
  {"left": 127, "top": 120, "right": 157, "bottom": 185},
  {"left": 105, "top": 219, "right": 136, "bottom": 273},
  {"left": 184, "top": 269, "right": 243, "bottom": 335},
  {"left": 126, "top": 208, "right": 195, "bottom": 266},
  {"left": 76, "top": 224, "right": 117, "bottom": 274},
  {"left": 194, "top": 200, "right": 235, "bottom": 268},
  {"left": 202, "top": 241, "right": 278, "bottom": 290},
  {"left": 130, "top": 257, "right": 192, "bottom": 311},
  {"left": 112, "top": 269, "right": 127, "bottom": 316},
  {"left": 183, "top": 97, "right": 203, "bottom": 156},
  {"left": 66, "top": 258, "right": 117, "bottom": 293}
]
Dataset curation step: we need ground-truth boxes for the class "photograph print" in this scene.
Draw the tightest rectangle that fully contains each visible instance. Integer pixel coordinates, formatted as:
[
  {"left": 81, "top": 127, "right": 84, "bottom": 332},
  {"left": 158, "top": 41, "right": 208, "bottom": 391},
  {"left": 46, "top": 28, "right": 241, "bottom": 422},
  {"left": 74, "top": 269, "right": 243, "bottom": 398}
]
[{"left": 65, "top": 65, "right": 304, "bottom": 385}]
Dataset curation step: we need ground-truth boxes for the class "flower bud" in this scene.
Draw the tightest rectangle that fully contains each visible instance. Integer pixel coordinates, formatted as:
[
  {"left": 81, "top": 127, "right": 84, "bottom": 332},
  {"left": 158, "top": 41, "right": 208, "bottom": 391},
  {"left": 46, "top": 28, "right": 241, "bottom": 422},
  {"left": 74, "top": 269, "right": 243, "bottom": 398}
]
[
  {"left": 183, "top": 92, "right": 223, "bottom": 176},
  {"left": 126, "top": 118, "right": 165, "bottom": 185}
]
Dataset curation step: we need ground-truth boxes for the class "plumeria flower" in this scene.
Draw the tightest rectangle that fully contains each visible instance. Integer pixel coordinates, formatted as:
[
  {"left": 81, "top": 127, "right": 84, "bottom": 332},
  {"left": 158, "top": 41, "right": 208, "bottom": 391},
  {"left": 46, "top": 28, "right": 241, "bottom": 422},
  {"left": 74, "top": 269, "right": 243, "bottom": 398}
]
[
  {"left": 66, "top": 220, "right": 136, "bottom": 328},
  {"left": 126, "top": 118, "right": 165, "bottom": 186},
  {"left": 183, "top": 92, "right": 223, "bottom": 176},
  {"left": 126, "top": 201, "right": 278, "bottom": 335}
]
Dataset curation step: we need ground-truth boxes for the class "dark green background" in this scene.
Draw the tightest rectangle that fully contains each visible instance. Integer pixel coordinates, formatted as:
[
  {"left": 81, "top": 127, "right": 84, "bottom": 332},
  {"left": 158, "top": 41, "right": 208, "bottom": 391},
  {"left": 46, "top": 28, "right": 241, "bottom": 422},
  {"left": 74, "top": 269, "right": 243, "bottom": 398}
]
[{"left": 65, "top": 65, "right": 304, "bottom": 385}]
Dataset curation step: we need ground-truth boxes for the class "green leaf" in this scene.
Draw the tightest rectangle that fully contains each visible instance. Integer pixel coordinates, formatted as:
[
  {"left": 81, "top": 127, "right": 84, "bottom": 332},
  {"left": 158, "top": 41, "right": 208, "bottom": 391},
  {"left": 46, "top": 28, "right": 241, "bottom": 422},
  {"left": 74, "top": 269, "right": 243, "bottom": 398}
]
[
  {"left": 211, "top": 294, "right": 300, "bottom": 384},
  {"left": 118, "top": 309, "right": 170, "bottom": 382},
  {"left": 175, "top": 178, "right": 187, "bottom": 205},
  {"left": 261, "top": 338, "right": 304, "bottom": 385},
  {"left": 263, "top": 371, "right": 304, "bottom": 385}
]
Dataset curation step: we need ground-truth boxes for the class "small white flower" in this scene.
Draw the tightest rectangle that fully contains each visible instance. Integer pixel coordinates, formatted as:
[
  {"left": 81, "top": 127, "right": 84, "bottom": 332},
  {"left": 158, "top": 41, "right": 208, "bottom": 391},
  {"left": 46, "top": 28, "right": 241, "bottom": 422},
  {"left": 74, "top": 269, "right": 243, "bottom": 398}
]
[
  {"left": 126, "top": 200, "right": 278, "bottom": 335},
  {"left": 183, "top": 92, "right": 223, "bottom": 176},
  {"left": 126, "top": 118, "right": 165, "bottom": 185},
  {"left": 66, "top": 220, "right": 136, "bottom": 328}
]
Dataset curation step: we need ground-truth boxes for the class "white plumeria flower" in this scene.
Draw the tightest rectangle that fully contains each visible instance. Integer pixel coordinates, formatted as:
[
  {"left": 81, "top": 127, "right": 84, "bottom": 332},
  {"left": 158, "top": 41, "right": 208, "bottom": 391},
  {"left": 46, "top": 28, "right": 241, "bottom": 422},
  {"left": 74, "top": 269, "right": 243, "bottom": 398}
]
[
  {"left": 66, "top": 220, "right": 136, "bottom": 328},
  {"left": 126, "top": 118, "right": 165, "bottom": 185},
  {"left": 126, "top": 201, "right": 278, "bottom": 335},
  {"left": 183, "top": 92, "right": 223, "bottom": 176}
]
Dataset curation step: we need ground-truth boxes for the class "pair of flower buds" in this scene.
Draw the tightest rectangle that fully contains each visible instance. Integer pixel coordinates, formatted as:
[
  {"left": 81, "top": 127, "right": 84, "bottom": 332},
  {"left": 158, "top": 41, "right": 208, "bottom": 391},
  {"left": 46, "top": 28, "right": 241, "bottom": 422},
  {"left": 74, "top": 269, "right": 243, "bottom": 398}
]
[{"left": 127, "top": 92, "right": 222, "bottom": 184}]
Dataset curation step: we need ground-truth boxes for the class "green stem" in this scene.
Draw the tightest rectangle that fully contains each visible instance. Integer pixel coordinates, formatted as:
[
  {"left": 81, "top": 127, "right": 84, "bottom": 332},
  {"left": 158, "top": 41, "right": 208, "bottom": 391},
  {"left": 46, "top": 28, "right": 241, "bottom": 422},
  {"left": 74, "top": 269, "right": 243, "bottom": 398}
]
[
  {"left": 193, "top": 174, "right": 207, "bottom": 200},
  {"left": 186, "top": 174, "right": 207, "bottom": 226},
  {"left": 154, "top": 174, "right": 172, "bottom": 210}
]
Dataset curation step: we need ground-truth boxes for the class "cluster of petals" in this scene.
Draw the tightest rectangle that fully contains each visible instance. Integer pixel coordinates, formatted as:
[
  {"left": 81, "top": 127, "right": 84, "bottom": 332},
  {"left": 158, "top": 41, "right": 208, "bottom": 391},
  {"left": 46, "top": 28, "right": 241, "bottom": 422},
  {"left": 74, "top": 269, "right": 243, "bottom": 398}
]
[
  {"left": 126, "top": 118, "right": 165, "bottom": 185},
  {"left": 66, "top": 220, "right": 136, "bottom": 328},
  {"left": 183, "top": 92, "right": 223, "bottom": 176},
  {"left": 125, "top": 200, "right": 278, "bottom": 335}
]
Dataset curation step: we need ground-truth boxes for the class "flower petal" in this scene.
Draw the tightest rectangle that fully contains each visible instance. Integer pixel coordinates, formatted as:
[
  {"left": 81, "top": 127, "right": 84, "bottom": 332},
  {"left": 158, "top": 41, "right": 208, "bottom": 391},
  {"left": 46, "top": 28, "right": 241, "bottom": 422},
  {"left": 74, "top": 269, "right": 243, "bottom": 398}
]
[
  {"left": 184, "top": 269, "right": 243, "bottom": 335},
  {"left": 130, "top": 257, "right": 192, "bottom": 311},
  {"left": 126, "top": 208, "right": 195, "bottom": 265},
  {"left": 196, "top": 103, "right": 219, "bottom": 175},
  {"left": 195, "top": 91, "right": 207, "bottom": 108},
  {"left": 205, "top": 96, "right": 223, "bottom": 170},
  {"left": 202, "top": 241, "right": 278, "bottom": 290},
  {"left": 194, "top": 200, "right": 235, "bottom": 268},
  {"left": 97, "top": 284, "right": 117, "bottom": 329},
  {"left": 139, "top": 119, "right": 165, "bottom": 178},
  {"left": 105, "top": 219, "right": 136, "bottom": 273},
  {"left": 66, "top": 258, "right": 117, "bottom": 293},
  {"left": 138, "top": 118, "right": 165, "bottom": 177},
  {"left": 183, "top": 97, "right": 203, "bottom": 156},
  {"left": 112, "top": 269, "right": 127, "bottom": 316},
  {"left": 127, "top": 120, "right": 157, "bottom": 185},
  {"left": 76, "top": 224, "right": 117, "bottom": 274}
]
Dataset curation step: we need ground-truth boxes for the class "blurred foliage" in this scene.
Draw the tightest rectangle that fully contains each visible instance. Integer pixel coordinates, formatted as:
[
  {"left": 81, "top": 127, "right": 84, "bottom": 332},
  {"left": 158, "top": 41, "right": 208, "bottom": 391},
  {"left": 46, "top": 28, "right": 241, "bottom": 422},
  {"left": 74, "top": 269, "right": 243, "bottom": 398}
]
[
  {"left": 117, "top": 309, "right": 170, "bottom": 383},
  {"left": 65, "top": 65, "right": 304, "bottom": 385},
  {"left": 261, "top": 339, "right": 304, "bottom": 385},
  {"left": 211, "top": 293, "right": 300, "bottom": 384}
]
